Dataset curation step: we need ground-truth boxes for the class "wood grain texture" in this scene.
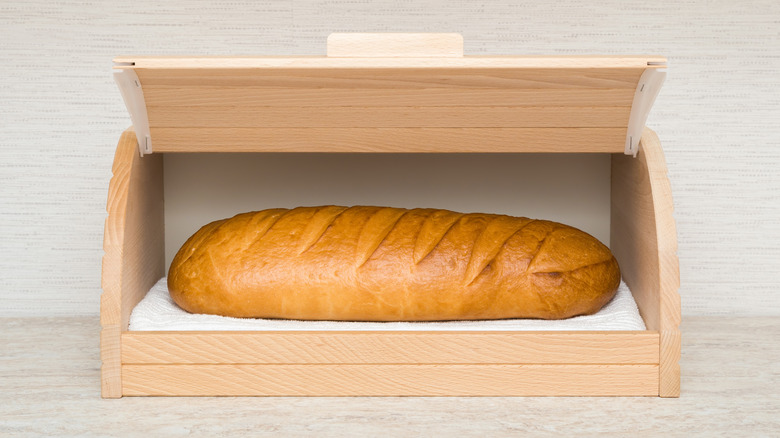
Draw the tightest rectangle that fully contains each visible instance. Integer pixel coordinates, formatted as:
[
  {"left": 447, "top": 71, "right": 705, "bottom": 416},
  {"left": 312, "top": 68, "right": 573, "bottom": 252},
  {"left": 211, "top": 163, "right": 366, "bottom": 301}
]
[
  {"left": 117, "top": 130, "right": 165, "bottom": 330},
  {"left": 150, "top": 127, "right": 626, "bottom": 153},
  {"left": 611, "top": 138, "right": 660, "bottom": 330},
  {"left": 142, "top": 87, "right": 636, "bottom": 107},
  {"left": 135, "top": 68, "right": 644, "bottom": 88},
  {"left": 121, "top": 364, "right": 659, "bottom": 396},
  {"left": 638, "top": 129, "right": 681, "bottom": 397},
  {"left": 121, "top": 331, "right": 659, "bottom": 365},
  {"left": 611, "top": 128, "right": 681, "bottom": 397},
  {"left": 99, "top": 325, "right": 120, "bottom": 398},
  {"left": 100, "top": 129, "right": 165, "bottom": 398},
  {"left": 99, "top": 130, "right": 135, "bottom": 398},
  {"left": 134, "top": 63, "right": 642, "bottom": 152},
  {"left": 146, "top": 106, "right": 630, "bottom": 128},
  {"left": 660, "top": 330, "right": 681, "bottom": 397}
]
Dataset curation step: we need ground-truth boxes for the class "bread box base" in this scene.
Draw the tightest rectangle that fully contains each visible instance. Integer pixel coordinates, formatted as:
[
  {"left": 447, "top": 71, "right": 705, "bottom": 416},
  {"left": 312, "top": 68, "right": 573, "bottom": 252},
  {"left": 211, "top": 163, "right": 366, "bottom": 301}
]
[{"left": 100, "top": 127, "right": 679, "bottom": 398}]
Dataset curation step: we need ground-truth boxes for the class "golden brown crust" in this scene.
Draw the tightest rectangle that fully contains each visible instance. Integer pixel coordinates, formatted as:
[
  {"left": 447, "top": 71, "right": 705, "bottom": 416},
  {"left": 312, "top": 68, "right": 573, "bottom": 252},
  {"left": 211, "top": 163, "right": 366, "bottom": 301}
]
[{"left": 168, "top": 206, "right": 620, "bottom": 321}]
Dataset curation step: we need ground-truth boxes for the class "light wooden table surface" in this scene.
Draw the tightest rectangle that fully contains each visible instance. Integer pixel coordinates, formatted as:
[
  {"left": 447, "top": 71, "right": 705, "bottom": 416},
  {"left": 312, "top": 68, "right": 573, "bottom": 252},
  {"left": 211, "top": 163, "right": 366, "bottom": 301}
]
[{"left": 1, "top": 316, "right": 777, "bottom": 437}]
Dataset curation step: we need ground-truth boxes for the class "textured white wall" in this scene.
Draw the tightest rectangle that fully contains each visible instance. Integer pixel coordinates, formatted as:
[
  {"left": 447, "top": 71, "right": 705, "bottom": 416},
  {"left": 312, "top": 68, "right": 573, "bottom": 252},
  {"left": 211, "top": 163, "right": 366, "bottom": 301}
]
[{"left": 1, "top": 1, "right": 778, "bottom": 316}]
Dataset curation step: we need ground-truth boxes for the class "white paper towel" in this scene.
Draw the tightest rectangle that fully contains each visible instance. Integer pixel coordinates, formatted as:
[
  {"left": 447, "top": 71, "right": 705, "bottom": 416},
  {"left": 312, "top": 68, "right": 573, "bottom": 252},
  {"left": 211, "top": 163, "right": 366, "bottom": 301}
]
[
  {"left": 129, "top": 278, "right": 645, "bottom": 331},
  {"left": 129, "top": 277, "right": 645, "bottom": 331}
]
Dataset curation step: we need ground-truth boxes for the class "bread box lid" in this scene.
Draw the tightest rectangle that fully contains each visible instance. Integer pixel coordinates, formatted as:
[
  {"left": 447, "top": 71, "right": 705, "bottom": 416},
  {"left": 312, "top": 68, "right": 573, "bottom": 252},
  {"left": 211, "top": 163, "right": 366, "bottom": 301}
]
[{"left": 113, "top": 33, "right": 665, "bottom": 156}]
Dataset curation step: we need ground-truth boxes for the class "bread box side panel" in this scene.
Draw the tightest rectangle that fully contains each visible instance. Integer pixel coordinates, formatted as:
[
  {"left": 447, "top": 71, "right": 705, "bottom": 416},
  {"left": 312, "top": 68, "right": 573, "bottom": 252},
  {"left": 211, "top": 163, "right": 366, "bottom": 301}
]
[
  {"left": 101, "top": 128, "right": 164, "bottom": 398},
  {"left": 611, "top": 128, "right": 680, "bottom": 397}
]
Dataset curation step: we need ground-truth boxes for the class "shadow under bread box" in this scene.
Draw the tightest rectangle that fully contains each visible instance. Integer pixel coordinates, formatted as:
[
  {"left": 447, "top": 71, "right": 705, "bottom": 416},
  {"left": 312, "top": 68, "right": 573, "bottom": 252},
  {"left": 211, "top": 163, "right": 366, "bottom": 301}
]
[{"left": 101, "top": 33, "right": 680, "bottom": 397}]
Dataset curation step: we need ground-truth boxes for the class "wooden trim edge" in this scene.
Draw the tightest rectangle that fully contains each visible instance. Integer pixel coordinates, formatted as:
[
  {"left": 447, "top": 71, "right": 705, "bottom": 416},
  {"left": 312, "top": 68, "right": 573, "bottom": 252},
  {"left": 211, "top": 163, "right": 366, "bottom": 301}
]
[
  {"left": 122, "top": 364, "right": 660, "bottom": 397},
  {"left": 640, "top": 128, "right": 681, "bottom": 397},
  {"left": 120, "top": 331, "right": 660, "bottom": 365},
  {"left": 100, "top": 128, "right": 137, "bottom": 398}
]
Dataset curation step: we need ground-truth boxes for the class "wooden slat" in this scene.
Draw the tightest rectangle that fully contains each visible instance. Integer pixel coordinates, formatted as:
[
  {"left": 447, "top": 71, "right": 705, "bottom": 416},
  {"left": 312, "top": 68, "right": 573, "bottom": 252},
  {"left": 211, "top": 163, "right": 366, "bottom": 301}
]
[
  {"left": 143, "top": 87, "right": 636, "bottom": 107},
  {"left": 147, "top": 106, "right": 629, "bottom": 128},
  {"left": 135, "top": 68, "right": 643, "bottom": 89},
  {"left": 150, "top": 127, "right": 626, "bottom": 153},
  {"left": 122, "top": 364, "right": 659, "bottom": 396},
  {"left": 121, "top": 331, "right": 659, "bottom": 365}
]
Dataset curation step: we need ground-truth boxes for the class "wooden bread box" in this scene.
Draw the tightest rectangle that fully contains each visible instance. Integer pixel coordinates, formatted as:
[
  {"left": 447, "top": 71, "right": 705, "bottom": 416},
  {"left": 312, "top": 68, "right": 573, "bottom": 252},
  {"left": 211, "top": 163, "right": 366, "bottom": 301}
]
[{"left": 101, "top": 33, "right": 680, "bottom": 397}]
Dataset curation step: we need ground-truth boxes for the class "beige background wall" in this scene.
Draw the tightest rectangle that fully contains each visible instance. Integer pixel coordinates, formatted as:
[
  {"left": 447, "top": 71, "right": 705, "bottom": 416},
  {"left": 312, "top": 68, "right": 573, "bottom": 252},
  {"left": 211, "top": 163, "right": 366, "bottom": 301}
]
[{"left": 1, "top": 1, "right": 778, "bottom": 316}]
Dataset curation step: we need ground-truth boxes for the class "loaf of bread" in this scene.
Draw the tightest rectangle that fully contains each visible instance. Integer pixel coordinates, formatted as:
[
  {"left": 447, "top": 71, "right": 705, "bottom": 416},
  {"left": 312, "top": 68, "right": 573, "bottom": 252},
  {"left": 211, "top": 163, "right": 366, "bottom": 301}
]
[{"left": 168, "top": 206, "right": 620, "bottom": 321}]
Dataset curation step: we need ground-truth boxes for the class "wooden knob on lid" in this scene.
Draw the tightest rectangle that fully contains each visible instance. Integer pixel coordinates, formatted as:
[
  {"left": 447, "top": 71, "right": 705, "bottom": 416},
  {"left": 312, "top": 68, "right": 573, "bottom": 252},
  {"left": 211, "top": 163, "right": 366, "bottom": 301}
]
[{"left": 326, "top": 33, "right": 464, "bottom": 58}]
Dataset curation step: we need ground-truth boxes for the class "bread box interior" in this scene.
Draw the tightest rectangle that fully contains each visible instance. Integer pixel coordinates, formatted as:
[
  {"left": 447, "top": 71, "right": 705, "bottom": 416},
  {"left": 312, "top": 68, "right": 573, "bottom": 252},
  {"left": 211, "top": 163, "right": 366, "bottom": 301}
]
[{"left": 101, "top": 33, "right": 680, "bottom": 398}]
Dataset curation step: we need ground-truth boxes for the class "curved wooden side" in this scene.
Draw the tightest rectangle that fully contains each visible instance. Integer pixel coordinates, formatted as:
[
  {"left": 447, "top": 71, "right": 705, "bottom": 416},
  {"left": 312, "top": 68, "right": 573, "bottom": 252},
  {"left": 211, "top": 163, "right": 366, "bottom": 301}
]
[
  {"left": 100, "top": 128, "right": 165, "bottom": 398},
  {"left": 611, "top": 127, "right": 681, "bottom": 397}
]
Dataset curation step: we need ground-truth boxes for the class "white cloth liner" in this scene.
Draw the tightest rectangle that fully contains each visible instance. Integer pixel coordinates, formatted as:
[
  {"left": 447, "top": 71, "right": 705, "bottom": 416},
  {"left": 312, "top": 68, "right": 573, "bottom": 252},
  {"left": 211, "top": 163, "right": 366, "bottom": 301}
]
[{"left": 129, "top": 278, "right": 646, "bottom": 331}]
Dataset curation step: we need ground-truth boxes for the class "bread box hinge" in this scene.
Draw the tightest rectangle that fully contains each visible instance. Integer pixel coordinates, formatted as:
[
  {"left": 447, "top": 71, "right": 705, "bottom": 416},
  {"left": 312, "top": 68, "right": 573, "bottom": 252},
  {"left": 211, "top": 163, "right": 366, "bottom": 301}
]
[
  {"left": 113, "top": 67, "right": 152, "bottom": 156},
  {"left": 625, "top": 67, "right": 666, "bottom": 156}
]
